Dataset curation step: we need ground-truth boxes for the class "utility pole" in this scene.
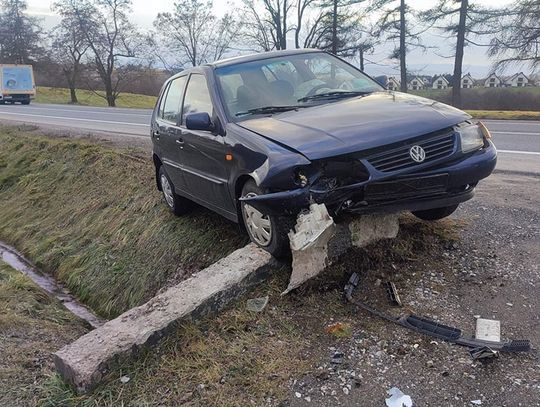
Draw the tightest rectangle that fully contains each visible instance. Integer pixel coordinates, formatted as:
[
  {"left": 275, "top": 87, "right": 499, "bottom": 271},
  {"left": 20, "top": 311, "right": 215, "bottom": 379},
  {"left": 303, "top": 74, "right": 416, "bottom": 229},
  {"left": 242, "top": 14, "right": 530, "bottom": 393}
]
[{"left": 332, "top": 0, "right": 338, "bottom": 54}]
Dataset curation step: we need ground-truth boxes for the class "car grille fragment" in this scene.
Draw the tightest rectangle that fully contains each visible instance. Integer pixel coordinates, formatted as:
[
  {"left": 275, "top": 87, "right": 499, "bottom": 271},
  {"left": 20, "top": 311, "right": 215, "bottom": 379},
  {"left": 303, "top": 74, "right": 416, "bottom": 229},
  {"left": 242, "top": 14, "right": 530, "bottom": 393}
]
[{"left": 367, "top": 132, "right": 456, "bottom": 172}]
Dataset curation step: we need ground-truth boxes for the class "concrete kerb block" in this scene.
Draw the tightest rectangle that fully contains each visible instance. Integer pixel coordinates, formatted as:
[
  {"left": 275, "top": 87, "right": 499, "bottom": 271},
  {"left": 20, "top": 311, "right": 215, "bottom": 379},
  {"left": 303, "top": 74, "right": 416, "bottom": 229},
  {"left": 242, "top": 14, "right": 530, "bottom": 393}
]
[{"left": 54, "top": 244, "right": 277, "bottom": 394}]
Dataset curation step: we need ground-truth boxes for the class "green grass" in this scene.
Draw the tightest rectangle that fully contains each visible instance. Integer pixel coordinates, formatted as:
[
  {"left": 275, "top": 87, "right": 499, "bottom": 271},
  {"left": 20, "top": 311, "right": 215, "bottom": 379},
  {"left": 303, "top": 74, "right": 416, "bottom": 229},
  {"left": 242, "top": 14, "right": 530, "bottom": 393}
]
[
  {"left": 0, "top": 261, "right": 88, "bottom": 407},
  {"left": 0, "top": 126, "right": 247, "bottom": 318},
  {"left": 466, "top": 110, "right": 540, "bottom": 120},
  {"left": 35, "top": 86, "right": 157, "bottom": 109}
]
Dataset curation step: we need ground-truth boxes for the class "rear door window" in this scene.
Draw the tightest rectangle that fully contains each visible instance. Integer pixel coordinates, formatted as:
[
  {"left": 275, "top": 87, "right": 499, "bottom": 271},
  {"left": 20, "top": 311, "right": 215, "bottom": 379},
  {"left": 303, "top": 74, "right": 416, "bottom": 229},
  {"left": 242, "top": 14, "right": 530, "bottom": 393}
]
[
  {"left": 162, "top": 76, "right": 187, "bottom": 124},
  {"left": 182, "top": 74, "right": 213, "bottom": 122}
]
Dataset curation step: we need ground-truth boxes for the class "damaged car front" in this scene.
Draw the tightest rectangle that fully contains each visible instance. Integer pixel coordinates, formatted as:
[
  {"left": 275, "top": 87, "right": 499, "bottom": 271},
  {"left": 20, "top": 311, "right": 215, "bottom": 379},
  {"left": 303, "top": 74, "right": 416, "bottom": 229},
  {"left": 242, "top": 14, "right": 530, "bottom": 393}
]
[{"left": 214, "top": 51, "right": 497, "bottom": 254}]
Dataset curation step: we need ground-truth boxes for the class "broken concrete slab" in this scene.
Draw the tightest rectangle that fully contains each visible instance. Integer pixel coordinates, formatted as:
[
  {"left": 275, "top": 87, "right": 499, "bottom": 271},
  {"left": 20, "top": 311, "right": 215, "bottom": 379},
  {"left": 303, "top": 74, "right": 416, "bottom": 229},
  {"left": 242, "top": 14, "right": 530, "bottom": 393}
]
[
  {"left": 284, "top": 204, "right": 336, "bottom": 294},
  {"left": 54, "top": 244, "right": 277, "bottom": 393},
  {"left": 284, "top": 209, "right": 400, "bottom": 294}
]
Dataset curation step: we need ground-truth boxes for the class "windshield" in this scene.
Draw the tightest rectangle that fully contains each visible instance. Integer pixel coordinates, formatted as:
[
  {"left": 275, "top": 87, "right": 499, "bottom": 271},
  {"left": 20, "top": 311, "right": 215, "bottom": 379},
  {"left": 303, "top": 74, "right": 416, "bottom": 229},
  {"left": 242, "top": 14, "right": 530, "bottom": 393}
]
[{"left": 215, "top": 52, "right": 383, "bottom": 120}]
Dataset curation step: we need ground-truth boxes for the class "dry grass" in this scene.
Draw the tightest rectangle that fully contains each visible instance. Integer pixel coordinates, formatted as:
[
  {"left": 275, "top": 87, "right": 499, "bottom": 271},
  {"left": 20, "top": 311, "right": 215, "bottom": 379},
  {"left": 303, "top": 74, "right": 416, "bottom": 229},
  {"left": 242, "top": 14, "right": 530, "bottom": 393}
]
[
  {"left": 0, "top": 261, "right": 88, "bottom": 407},
  {"left": 0, "top": 126, "right": 247, "bottom": 318},
  {"left": 466, "top": 110, "right": 540, "bottom": 120},
  {"left": 37, "top": 215, "right": 463, "bottom": 407},
  {"left": 35, "top": 87, "right": 157, "bottom": 109}
]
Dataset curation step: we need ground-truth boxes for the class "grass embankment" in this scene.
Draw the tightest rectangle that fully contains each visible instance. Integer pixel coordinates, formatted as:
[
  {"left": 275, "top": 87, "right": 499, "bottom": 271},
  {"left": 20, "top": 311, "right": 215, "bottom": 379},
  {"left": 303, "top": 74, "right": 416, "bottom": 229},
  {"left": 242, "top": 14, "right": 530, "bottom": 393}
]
[
  {"left": 0, "top": 261, "right": 88, "bottom": 406},
  {"left": 466, "top": 110, "right": 540, "bottom": 120},
  {"left": 0, "top": 126, "right": 247, "bottom": 318},
  {"left": 39, "top": 216, "right": 462, "bottom": 407},
  {"left": 35, "top": 86, "right": 157, "bottom": 109}
]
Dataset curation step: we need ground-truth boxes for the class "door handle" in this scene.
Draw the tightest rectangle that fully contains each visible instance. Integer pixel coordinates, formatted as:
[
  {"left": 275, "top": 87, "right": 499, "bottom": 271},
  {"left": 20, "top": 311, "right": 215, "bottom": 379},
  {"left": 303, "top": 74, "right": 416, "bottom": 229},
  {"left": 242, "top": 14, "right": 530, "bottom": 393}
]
[
  {"left": 152, "top": 130, "right": 160, "bottom": 139},
  {"left": 175, "top": 138, "right": 184, "bottom": 144}
]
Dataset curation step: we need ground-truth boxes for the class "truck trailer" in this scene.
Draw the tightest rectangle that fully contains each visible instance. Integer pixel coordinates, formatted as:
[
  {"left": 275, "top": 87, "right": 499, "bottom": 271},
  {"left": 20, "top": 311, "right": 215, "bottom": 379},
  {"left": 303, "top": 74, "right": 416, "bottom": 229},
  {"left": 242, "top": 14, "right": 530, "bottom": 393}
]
[{"left": 0, "top": 64, "right": 36, "bottom": 105}]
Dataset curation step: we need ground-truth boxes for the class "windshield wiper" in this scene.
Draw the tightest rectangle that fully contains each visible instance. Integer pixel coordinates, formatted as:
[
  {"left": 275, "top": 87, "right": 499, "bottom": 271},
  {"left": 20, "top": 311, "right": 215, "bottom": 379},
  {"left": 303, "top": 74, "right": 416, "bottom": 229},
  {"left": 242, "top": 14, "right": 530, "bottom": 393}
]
[
  {"left": 236, "top": 105, "right": 307, "bottom": 117},
  {"left": 297, "top": 91, "right": 372, "bottom": 103}
]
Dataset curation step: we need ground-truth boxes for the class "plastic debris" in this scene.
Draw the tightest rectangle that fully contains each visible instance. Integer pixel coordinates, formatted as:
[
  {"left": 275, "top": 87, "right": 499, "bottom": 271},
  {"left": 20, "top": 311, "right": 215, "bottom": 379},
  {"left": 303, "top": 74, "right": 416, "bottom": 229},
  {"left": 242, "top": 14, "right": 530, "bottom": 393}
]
[
  {"left": 119, "top": 375, "right": 130, "bottom": 384},
  {"left": 470, "top": 346, "right": 499, "bottom": 360},
  {"left": 475, "top": 318, "right": 501, "bottom": 342},
  {"left": 471, "top": 400, "right": 482, "bottom": 405},
  {"left": 385, "top": 387, "right": 413, "bottom": 407},
  {"left": 385, "top": 281, "right": 402, "bottom": 307},
  {"left": 246, "top": 296, "right": 269, "bottom": 312}
]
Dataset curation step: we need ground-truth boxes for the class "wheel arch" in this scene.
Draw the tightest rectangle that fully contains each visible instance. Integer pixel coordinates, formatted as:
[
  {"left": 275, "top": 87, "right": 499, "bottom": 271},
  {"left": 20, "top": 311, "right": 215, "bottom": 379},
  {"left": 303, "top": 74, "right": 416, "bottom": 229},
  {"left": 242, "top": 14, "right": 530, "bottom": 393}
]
[{"left": 153, "top": 154, "right": 163, "bottom": 191}]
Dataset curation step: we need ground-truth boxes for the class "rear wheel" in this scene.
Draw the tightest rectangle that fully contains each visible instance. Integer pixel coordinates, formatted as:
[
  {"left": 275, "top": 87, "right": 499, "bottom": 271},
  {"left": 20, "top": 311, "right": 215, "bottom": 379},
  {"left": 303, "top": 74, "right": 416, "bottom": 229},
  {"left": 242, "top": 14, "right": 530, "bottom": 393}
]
[
  {"left": 159, "top": 166, "right": 191, "bottom": 216},
  {"left": 21, "top": 100, "right": 30, "bottom": 105},
  {"left": 412, "top": 204, "right": 459, "bottom": 221},
  {"left": 240, "top": 180, "right": 294, "bottom": 258}
]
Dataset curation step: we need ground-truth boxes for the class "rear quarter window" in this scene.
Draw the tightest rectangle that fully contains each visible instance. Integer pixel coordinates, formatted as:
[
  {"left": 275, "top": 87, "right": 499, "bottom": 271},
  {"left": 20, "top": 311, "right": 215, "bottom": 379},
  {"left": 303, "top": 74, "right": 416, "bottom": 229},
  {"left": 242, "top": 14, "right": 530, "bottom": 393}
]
[{"left": 162, "top": 76, "right": 187, "bottom": 123}]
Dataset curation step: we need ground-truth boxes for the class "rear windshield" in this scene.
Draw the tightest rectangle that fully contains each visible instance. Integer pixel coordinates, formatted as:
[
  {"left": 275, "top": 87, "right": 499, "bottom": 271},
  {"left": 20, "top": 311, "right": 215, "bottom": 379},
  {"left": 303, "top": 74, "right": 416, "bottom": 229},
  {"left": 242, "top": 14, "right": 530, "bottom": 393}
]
[{"left": 215, "top": 52, "right": 382, "bottom": 120}]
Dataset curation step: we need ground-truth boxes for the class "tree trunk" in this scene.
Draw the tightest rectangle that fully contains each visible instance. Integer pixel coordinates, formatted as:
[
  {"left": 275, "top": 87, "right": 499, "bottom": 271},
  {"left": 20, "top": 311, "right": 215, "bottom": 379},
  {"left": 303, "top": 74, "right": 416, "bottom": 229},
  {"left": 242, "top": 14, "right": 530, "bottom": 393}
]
[
  {"left": 104, "top": 78, "right": 116, "bottom": 107},
  {"left": 399, "top": 0, "right": 407, "bottom": 92},
  {"left": 359, "top": 47, "right": 364, "bottom": 71},
  {"left": 452, "top": 0, "right": 468, "bottom": 107},
  {"left": 69, "top": 86, "right": 78, "bottom": 104},
  {"left": 331, "top": 0, "right": 338, "bottom": 55}
]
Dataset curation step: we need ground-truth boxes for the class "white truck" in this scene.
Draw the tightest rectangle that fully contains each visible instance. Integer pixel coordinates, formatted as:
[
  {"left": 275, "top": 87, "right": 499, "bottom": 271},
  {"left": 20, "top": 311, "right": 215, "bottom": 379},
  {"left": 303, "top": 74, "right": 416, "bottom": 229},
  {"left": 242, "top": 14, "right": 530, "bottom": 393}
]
[{"left": 0, "top": 64, "right": 36, "bottom": 105}]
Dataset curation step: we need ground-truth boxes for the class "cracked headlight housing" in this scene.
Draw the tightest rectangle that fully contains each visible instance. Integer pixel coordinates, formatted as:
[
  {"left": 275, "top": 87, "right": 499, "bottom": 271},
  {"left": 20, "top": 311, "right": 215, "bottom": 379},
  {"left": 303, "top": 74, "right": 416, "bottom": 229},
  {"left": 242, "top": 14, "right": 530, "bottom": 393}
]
[{"left": 457, "top": 122, "right": 486, "bottom": 153}]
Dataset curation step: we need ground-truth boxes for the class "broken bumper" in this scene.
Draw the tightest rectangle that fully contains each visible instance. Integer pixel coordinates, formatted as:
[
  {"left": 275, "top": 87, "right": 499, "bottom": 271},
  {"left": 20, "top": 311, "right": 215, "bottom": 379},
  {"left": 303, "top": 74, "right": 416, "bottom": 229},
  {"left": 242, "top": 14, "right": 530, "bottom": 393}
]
[{"left": 242, "top": 141, "right": 497, "bottom": 216}]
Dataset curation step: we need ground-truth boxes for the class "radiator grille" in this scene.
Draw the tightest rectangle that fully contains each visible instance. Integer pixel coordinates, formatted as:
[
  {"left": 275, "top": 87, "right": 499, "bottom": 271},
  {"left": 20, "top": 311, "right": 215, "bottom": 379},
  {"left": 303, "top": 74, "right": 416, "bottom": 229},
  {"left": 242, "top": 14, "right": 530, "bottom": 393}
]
[{"left": 367, "top": 132, "right": 456, "bottom": 172}]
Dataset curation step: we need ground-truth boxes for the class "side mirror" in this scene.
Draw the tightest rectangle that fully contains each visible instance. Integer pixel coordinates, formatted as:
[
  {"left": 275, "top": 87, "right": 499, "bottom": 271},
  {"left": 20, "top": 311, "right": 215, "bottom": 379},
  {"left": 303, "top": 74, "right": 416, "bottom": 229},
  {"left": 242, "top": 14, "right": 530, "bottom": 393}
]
[
  {"left": 374, "top": 75, "right": 388, "bottom": 88},
  {"left": 185, "top": 112, "right": 214, "bottom": 132}
]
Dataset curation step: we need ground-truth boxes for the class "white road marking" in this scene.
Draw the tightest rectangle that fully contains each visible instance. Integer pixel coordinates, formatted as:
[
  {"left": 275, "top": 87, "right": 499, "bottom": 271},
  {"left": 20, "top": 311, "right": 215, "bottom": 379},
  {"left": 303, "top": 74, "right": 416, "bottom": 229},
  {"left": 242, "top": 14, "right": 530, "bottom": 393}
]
[
  {"left": 0, "top": 106, "right": 148, "bottom": 117},
  {"left": 498, "top": 149, "right": 540, "bottom": 156},
  {"left": 0, "top": 111, "right": 149, "bottom": 127},
  {"left": 492, "top": 131, "right": 540, "bottom": 136}
]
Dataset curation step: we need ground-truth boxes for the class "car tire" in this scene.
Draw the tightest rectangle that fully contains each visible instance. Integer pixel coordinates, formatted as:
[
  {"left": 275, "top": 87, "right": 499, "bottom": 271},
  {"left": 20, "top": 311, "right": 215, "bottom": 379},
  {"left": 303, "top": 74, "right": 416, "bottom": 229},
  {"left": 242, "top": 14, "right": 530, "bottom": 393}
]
[
  {"left": 412, "top": 204, "right": 459, "bottom": 221},
  {"left": 22, "top": 100, "right": 30, "bottom": 105},
  {"left": 158, "top": 166, "right": 190, "bottom": 216},
  {"left": 241, "top": 180, "right": 294, "bottom": 259}
]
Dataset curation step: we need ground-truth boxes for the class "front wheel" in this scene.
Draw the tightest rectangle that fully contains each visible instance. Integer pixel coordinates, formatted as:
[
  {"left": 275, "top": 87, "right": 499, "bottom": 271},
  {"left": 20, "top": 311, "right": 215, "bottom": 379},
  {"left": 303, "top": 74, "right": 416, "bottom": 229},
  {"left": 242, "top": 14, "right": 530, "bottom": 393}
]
[
  {"left": 412, "top": 204, "right": 459, "bottom": 221},
  {"left": 240, "top": 180, "right": 294, "bottom": 258}
]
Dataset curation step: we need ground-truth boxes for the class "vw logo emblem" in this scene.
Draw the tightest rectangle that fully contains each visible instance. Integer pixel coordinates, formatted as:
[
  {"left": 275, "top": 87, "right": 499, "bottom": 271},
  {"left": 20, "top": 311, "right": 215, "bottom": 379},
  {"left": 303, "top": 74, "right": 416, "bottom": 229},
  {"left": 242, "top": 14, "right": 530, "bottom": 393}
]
[{"left": 409, "top": 145, "right": 426, "bottom": 163}]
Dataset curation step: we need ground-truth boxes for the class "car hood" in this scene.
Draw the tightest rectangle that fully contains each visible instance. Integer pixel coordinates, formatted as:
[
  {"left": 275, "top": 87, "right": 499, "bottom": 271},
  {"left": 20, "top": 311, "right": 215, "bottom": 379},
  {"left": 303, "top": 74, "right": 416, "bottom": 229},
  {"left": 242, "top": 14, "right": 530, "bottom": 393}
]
[{"left": 237, "top": 91, "right": 470, "bottom": 160}]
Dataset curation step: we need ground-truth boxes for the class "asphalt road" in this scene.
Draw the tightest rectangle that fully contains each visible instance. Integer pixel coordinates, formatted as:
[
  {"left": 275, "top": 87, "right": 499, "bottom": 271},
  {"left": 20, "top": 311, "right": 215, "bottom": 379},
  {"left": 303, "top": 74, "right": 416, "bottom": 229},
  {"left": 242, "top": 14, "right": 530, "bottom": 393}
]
[{"left": 0, "top": 102, "right": 538, "bottom": 173}]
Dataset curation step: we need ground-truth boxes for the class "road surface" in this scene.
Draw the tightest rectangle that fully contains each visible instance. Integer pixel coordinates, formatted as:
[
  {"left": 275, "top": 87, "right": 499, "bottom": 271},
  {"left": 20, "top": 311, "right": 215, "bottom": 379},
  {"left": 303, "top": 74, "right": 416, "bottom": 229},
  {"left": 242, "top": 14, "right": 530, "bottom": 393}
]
[{"left": 0, "top": 103, "right": 538, "bottom": 173}]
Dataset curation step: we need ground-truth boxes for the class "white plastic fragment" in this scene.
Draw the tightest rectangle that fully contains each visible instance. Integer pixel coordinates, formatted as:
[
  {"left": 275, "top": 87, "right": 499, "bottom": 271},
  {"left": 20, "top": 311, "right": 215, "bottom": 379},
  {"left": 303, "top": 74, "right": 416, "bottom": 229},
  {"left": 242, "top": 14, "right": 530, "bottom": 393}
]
[
  {"left": 471, "top": 400, "right": 482, "bottom": 405},
  {"left": 385, "top": 387, "right": 413, "bottom": 407},
  {"left": 475, "top": 318, "right": 501, "bottom": 342},
  {"left": 119, "top": 375, "right": 130, "bottom": 384}
]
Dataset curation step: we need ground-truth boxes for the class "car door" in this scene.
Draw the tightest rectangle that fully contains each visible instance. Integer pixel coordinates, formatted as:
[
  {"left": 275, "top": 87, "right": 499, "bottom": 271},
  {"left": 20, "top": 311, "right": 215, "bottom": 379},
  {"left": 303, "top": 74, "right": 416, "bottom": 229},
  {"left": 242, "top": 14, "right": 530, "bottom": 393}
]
[
  {"left": 154, "top": 75, "right": 188, "bottom": 191},
  {"left": 180, "top": 73, "right": 234, "bottom": 213}
]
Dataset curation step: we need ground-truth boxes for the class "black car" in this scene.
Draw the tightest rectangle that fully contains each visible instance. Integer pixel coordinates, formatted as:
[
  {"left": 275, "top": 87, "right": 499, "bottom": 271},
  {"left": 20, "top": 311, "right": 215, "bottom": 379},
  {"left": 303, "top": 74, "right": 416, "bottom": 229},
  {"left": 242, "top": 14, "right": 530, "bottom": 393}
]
[{"left": 151, "top": 49, "right": 496, "bottom": 257}]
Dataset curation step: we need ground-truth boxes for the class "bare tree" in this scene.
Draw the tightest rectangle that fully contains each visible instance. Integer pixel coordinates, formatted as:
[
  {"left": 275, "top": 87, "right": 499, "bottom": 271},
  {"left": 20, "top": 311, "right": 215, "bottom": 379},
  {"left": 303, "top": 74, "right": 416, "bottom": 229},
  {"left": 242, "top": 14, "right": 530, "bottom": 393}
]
[
  {"left": 295, "top": 0, "right": 326, "bottom": 49},
  {"left": 153, "top": 0, "right": 238, "bottom": 68},
  {"left": 243, "top": 0, "right": 293, "bottom": 50},
  {"left": 421, "top": 0, "right": 500, "bottom": 107},
  {"left": 0, "top": 0, "right": 43, "bottom": 63},
  {"left": 488, "top": 0, "right": 540, "bottom": 72},
  {"left": 54, "top": 0, "right": 140, "bottom": 107},
  {"left": 50, "top": 6, "right": 90, "bottom": 103},
  {"left": 374, "top": 0, "right": 425, "bottom": 92}
]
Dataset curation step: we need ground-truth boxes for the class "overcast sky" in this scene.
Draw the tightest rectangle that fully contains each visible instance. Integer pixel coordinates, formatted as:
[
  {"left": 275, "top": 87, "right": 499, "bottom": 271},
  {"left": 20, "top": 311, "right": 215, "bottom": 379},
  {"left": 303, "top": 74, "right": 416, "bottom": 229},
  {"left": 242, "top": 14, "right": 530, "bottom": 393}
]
[{"left": 27, "top": 0, "right": 518, "bottom": 77}]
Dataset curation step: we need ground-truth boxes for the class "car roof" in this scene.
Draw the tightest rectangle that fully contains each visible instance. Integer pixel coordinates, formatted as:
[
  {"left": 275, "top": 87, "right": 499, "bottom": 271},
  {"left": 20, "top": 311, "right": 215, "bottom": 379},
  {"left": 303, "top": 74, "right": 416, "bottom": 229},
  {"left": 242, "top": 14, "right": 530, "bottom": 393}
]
[{"left": 207, "top": 48, "right": 324, "bottom": 68}]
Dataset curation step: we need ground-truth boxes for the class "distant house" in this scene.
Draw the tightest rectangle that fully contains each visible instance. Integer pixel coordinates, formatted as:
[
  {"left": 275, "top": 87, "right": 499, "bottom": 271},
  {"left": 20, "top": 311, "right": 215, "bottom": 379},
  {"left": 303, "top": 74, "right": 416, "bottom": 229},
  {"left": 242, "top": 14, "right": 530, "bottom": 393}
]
[
  {"left": 432, "top": 75, "right": 449, "bottom": 90},
  {"left": 408, "top": 77, "right": 425, "bottom": 91},
  {"left": 387, "top": 77, "right": 400, "bottom": 91},
  {"left": 461, "top": 73, "right": 475, "bottom": 89},
  {"left": 484, "top": 73, "right": 503, "bottom": 88},
  {"left": 504, "top": 72, "right": 531, "bottom": 87}
]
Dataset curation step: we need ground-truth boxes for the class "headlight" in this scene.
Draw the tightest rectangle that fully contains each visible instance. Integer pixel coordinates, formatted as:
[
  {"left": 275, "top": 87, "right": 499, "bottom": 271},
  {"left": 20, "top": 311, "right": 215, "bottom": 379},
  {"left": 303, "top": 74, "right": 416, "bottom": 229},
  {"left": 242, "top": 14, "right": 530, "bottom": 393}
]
[{"left": 457, "top": 122, "right": 485, "bottom": 153}]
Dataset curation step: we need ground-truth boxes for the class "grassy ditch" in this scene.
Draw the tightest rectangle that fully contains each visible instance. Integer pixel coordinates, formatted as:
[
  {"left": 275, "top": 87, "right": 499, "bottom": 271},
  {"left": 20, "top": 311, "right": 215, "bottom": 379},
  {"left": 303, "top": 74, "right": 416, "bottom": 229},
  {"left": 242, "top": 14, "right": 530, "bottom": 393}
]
[
  {"left": 35, "top": 87, "right": 157, "bottom": 109},
  {"left": 38, "top": 216, "right": 463, "bottom": 406},
  {"left": 0, "top": 260, "right": 88, "bottom": 407},
  {"left": 0, "top": 126, "right": 247, "bottom": 318},
  {"left": 466, "top": 110, "right": 540, "bottom": 120}
]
